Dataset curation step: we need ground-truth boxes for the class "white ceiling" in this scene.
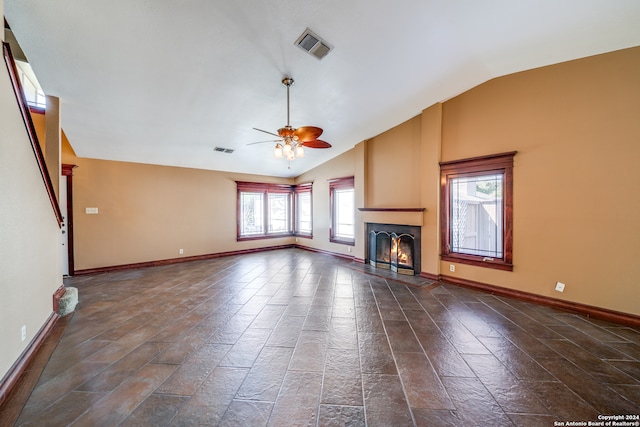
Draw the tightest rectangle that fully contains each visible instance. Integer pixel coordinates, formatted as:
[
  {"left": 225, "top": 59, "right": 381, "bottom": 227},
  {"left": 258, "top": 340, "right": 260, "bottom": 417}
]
[{"left": 5, "top": 1, "right": 640, "bottom": 178}]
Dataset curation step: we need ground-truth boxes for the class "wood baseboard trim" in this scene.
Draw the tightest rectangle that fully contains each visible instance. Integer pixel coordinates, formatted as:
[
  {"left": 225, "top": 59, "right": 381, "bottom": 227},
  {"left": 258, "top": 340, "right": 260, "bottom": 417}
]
[
  {"left": 0, "top": 312, "right": 59, "bottom": 408},
  {"left": 52, "top": 285, "right": 65, "bottom": 314},
  {"left": 439, "top": 274, "right": 640, "bottom": 328},
  {"left": 354, "top": 258, "right": 365, "bottom": 264},
  {"left": 420, "top": 271, "right": 439, "bottom": 281},
  {"left": 295, "top": 245, "right": 355, "bottom": 261},
  {"left": 74, "top": 245, "right": 297, "bottom": 275}
]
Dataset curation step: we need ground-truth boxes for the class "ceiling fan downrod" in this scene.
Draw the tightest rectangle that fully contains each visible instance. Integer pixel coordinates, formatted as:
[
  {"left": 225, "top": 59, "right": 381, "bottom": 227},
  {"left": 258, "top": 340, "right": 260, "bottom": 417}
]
[
  {"left": 249, "top": 75, "right": 330, "bottom": 162},
  {"left": 282, "top": 77, "right": 294, "bottom": 128}
]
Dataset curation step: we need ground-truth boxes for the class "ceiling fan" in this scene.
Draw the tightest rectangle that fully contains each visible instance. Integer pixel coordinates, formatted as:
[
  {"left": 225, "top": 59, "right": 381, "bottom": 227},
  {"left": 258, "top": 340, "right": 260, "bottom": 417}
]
[{"left": 250, "top": 77, "right": 331, "bottom": 161}]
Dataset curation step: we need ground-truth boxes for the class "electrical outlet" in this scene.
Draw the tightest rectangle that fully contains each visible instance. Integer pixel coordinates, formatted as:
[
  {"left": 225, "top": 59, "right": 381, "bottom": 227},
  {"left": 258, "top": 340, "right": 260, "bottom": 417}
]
[
  {"left": 21, "top": 325, "right": 27, "bottom": 342},
  {"left": 179, "top": 249, "right": 184, "bottom": 255},
  {"left": 555, "top": 282, "right": 565, "bottom": 292},
  {"left": 449, "top": 264, "right": 455, "bottom": 272}
]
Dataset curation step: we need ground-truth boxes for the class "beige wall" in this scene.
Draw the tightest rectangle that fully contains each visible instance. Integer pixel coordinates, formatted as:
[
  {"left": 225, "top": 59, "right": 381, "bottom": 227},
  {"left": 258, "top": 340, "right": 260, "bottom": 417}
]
[
  {"left": 57, "top": 143, "right": 357, "bottom": 271},
  {"left": 62, "top": 155, "right": 295, "bottom": 270},
  {"left": 307, "top": 46, "right": 638, "bottom": 316},
  {"left": 439, "top": 46, "right": 640, "bottom": 315},
  {"left": 0, "top": 42, "right": 62, "bottom": 380},
  {"left": 365, "top": 115, "right": 422, "bottom": 208},
  {"left": 420, "top": 103, "right": 443, "bottom": 277},
  {"left": 294, "top": 148, "right": 357, "bottom": 258}
]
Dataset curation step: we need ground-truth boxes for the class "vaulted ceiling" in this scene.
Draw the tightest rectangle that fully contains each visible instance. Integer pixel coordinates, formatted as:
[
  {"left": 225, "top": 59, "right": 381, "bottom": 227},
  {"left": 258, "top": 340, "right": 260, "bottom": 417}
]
[{"left": 5, "top": 1, "right": 640, "bottom": 177}]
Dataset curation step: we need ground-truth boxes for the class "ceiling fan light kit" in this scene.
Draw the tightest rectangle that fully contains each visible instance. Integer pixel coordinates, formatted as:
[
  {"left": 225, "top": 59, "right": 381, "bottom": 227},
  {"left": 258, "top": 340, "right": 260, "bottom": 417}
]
[{"left": 251, "top": 76, "right": 331, "bottom": 166}]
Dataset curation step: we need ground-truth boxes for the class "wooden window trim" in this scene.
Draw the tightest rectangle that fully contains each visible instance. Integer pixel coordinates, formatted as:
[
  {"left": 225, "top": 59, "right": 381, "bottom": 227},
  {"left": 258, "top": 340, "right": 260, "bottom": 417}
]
[
  {"left": 329, "top": 176, "right": 355, "bottom": 246},
  {"left": 236, "top": 181, "right": 314, "bottom": 241},
  {"left": 236, "top": 181, "right": 294, "bottom": 193},
  {"left": 440, "top": 152, "right": 516, "bottom": 271},
  {"left": 294, "top": 182, "right": 313, "bottom": 238}
]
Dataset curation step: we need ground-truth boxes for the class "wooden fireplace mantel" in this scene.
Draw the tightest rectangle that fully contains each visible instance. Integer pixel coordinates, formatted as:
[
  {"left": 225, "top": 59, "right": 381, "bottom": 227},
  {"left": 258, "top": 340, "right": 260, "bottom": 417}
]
[{"left": 358, "top": 207, "right": 426, "bottom": 227}]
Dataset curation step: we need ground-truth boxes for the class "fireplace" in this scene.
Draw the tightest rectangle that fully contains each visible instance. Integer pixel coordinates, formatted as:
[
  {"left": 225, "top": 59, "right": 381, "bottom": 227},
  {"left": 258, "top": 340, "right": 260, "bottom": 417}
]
[
  {"left": 367, "top": 223, "right": 421, "bottom": 275},
  {"left": 391, "top": 232, "right": 415, "bottom": 275},
  {"left": 369, "top": 231, "right": 391, "bottom": 269}
]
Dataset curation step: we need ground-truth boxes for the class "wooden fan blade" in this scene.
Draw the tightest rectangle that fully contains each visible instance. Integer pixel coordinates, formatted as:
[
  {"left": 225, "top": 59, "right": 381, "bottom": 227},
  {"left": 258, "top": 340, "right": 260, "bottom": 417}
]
[
  {"left": 294, "top": 126, "right": 323, "bottom": 141},
  {"left": 247, "top": 139, "right": 281, "bottom": 146},
  {"left": 302, "top": 139, "right": 332, "bottom": 149},
  {"left": 253, "top": 127, "right": 280, "bottom": 138}
]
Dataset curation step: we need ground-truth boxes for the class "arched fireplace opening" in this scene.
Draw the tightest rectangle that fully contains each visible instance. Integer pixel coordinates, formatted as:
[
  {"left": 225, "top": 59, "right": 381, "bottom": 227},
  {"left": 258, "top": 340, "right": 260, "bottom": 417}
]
[{"left": 391, "top": 233, "right": 415, "bottom": 275}]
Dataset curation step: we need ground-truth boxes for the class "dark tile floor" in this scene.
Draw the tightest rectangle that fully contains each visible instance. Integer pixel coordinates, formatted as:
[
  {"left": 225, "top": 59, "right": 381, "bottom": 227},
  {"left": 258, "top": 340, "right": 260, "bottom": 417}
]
[{"left": 2, "top": 248, "right": 639, "bottom": 426}]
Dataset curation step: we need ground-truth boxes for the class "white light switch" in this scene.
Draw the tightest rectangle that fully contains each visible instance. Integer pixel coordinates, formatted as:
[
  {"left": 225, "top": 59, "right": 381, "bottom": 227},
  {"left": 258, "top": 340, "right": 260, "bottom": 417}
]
[{"left": 86, "top": 207, "right": 99, "bottom": 214}]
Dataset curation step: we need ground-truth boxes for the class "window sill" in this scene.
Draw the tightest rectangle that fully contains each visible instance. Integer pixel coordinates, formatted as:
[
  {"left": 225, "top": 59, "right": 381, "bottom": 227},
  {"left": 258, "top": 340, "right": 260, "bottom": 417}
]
[
  {"left": 330, "top": 237, "right": 355, "bottom": 246},
  {"left": 238, "top": 233, "right": 293, "bottom": 242},
  {"left": 294, "top": 233, "right": 313, "bottom": 239},
  {"left": 441, "top": 254, "right": 513, "bottom": 272}
]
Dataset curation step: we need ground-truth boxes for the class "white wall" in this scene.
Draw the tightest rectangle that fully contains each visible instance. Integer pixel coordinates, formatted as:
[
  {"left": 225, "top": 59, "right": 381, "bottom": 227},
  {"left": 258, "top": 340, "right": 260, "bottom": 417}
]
[{"left": 0, "top": 32, "right": 62, "bottom": 380}]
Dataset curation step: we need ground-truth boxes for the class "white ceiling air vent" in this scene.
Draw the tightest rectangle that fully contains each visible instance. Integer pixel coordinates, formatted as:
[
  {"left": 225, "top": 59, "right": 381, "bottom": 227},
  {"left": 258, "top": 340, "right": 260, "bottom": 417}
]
[
  {"left": 214, "top": 146, "right": 234, "bottom": 154},
  {"left": 295, "top": 28, "right": 333, "bottom": 60}
]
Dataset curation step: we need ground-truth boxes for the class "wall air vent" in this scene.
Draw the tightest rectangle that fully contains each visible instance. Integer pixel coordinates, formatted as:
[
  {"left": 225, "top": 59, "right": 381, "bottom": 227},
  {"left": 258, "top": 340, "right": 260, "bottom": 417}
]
[
  {"left": 295, "top": 28, "right": 333, "bottom": 60},
  {"left": 214, "top": 147, "right": 234, "bottom": 154}
]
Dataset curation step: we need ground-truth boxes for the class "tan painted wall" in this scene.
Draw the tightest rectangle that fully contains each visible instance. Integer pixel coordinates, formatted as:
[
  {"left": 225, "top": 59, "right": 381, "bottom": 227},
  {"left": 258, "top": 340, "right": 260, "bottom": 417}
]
[
  {"left": 439, "top": 46, "right": 640, "bottom": 315},
  {"left": 31, "top": 111, "right": 74, "bottom": 157},
  {"left": 294, "top": 149, "right": 357, "bottom": 259},
  {"left": 61, "top": 155, "right": 295, "bottom": 270},
  {"left": 420, "top": 103, "right": 443, "bottom": 277},
  {"left": 365, "top": 115, "right": 422, "bottom": 208},
  {"left": 0, "top": 44, "right": 62, "bottom": 380}
]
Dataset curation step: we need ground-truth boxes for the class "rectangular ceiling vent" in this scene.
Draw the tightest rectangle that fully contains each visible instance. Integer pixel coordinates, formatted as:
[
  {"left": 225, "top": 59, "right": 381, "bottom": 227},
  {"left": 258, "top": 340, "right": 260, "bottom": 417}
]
[
  {"left": 295, "top": 28, "right": 333, "bottom": 60},
  {"left": 214, "top": 146, "right": 234, "bottom": 154}
]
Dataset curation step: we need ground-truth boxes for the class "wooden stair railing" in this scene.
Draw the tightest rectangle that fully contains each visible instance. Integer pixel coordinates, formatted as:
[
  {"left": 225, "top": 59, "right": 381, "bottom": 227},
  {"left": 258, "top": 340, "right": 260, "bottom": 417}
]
[{"left": 3, "top": 42, "right": 62, "bottom": 226}]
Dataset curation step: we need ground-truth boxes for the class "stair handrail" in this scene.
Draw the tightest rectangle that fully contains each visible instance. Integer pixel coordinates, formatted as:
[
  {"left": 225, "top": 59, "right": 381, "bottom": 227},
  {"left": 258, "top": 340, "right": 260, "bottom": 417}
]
[{"left": 3, "top": 42, "right": 62, "bottom": 226}]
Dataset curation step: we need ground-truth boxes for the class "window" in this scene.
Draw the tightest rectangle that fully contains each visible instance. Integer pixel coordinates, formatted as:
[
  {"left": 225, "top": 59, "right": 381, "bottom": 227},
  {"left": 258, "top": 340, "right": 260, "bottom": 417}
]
[
  {"left": 239, "top": 191, "right": 265, "bottom": 236},
  {"left": 294, "top": 183, "right": 313, "bottom": 237},
  {"left": 329, "top": 177, "right": 355, "bottom": 245},
  {"left": 268, "top": 192, "right": 290, "bottom": 233},
  {"left": 237, "top": 181, "right": 313, "bottom": 240},
  {"left": 16, "top": 60, "right": 46, "bottom": 110},
  {"left": 440, "top": 152, "right": 516, "bottom": 271},
  {"left": 237, "top": 182, "right": 292, "bottom": 240}
]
